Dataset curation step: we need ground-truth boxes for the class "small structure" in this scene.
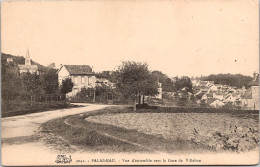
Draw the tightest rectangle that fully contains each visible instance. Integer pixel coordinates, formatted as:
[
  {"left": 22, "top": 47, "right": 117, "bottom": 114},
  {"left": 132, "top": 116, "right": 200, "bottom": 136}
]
[
  {"left": 96, "top": 78, "right": 115, "bottom": 88},
  {"left": 6, "top": 57, "right": 13, "bottom": 63},
  {"left": 156, "top": 82, "right": 162, "bottom": 99}
]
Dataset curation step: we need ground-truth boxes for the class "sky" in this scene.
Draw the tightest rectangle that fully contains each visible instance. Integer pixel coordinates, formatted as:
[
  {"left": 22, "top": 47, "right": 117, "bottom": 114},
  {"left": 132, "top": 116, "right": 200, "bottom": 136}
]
[{"left": 1, "top": 0, "right": 259, "bottom": 77}]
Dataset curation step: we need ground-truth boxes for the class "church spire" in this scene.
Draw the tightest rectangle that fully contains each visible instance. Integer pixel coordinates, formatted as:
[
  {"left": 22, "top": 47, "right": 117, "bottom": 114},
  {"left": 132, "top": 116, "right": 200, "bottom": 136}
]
[{"left": 25, "top": 48, "right": 31, "bottom": 65}]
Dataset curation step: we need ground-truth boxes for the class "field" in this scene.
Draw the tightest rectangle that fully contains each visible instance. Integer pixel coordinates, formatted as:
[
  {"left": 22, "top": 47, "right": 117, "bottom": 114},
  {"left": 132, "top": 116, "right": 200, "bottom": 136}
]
[{"left": 40, "top": 106, "right": 259, "bottom": 153}]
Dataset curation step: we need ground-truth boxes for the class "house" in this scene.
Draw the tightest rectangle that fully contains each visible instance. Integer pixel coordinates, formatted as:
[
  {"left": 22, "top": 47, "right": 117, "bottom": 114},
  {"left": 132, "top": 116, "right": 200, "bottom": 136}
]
[
  {"left": 241, "top": 72, "right": 259, "bottom": 110},
  {"left": 209, "top": 85, "right": 218, "bottom": 92},
  {"left": 58, "top": 65, "right": 96, "bottom": 97},
  {"left": 96, "top": 78, "right": 115, "bottom": 88},
  {"left": 215, "top": 84, "right": 223, "bottom": 89},
  {"left": 195, "top": 91, "right": 205, "bottom": 100},
  {"left": 192, "top": 79, "right": 200, "bottom": 87},
  {"left": 201, "top": 93, "right": 213, "bottom": 101},
  {"left": 199, "top": 85, "right": 209, "bottom": 93},
  {"left": 223, "top": 93, "right": 237, "bottom": 103},
  {"left": 96, "top": 78, "right": 109, "bottom": 86},
  {"left": 208, "top": 99, "right": 225, "bottom": 108},
  {"left": 213, "top": 92, "right": 224, "bottom": 100},
  {"left": 18, "top": 49, "right": 39, "bottom": 74}
]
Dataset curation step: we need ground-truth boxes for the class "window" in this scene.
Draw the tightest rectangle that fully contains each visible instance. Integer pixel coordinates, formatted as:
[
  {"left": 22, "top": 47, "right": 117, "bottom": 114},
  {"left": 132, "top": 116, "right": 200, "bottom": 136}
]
[
  {"left": 88, "top": 77, "right": 91, "bottom": 85},
  {"left": 81, "top": 77, "right": 84, "bottom": 84},
  {"left": 74, "top": 77, "right": 77, "bottom": 84},
  {"left": 78, "top": 76, "right": 81, "bottom": 84},
  {"left": 84, "top": 76, "right": 88, "bottom": 84}
]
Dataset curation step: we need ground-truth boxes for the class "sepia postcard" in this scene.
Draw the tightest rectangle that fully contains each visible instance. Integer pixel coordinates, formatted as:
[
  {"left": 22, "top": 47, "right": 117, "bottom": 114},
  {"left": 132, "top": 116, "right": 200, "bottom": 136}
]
[{"left": 1, "top": 0, "right": 259, "bottom": 166}]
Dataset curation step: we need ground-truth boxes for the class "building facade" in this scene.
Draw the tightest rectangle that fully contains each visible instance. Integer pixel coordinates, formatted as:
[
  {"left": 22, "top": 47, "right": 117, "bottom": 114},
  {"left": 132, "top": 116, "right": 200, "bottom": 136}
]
[{"left": 58, "top": 65, "right": 96, "bottom": 97}]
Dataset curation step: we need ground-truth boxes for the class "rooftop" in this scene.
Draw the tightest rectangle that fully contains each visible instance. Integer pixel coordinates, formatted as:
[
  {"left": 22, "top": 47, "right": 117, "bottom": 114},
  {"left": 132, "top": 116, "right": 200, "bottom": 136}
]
[{"left": 63, "top": 65, "right": 94, "bottom": 75}]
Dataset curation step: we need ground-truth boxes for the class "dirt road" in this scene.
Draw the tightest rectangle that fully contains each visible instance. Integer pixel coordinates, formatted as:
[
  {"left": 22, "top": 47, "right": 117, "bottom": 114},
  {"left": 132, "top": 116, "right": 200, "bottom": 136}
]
[{"left": 1, "top": 103, "right": 109, "bottom": 165}]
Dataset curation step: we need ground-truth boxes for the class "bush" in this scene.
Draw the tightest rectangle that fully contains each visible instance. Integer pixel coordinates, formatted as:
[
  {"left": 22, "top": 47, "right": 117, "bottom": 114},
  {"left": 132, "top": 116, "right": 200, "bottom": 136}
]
[{"left": 2, "top": 100, "right": 70, "bottom": 117}]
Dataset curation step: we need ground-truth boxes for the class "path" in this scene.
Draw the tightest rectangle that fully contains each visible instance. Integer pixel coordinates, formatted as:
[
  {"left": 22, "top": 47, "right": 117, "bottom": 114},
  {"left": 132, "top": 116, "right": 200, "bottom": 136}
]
[{"left": 1, "top": 103, "right": 109, "bottom": 166}]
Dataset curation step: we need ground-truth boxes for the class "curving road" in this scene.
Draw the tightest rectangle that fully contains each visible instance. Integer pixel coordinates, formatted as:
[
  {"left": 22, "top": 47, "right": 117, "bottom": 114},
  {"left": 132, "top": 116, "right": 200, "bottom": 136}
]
[
  {"left": 1, "top": 103, "right": 259, "bottom": 166},
  {"left": 1, "top": 103, "right": 110, "bottom": 166}
]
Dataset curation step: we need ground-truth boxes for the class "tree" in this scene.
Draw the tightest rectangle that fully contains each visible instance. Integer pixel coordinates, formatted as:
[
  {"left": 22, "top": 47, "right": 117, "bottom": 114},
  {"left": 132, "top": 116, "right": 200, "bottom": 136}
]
[
  {"left": 43, "top": 69, "right": 59, "bottom": 101},
  {"left": 1, "top": 66, "right": 23, "bottom": 100},
  {"left": 116, "top": 61, "right": 158, "bottom": 108},
  {"left": 60, "top": 78, "right": 74, "bottom": 96},
  {"left": 152, "top": 71, "right": 175, "bottom": 92},
  {"left": 21, "top": 72, "right": 42, "bottom": 102},
  {"left": 175, "top": 76, "right": 192, "bottom": 92},
  {"left": 200, "top": 74, "right": 253, "bottom": 88}
]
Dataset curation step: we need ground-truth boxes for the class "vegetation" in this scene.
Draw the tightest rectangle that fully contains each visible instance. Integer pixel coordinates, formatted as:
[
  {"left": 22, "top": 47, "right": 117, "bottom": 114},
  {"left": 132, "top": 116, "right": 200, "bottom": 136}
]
[
  {"left": 174, "top": 76, "right": 193, "bottom": 92},
  {"left": 151, "top": 71, "right": 175, "bottom": 92},
  {"left": 1, "top": 53, "right": 74, "bottom": 116},
  {"left": 60, "top": 78, "right": 74, "bottom": 96},
  {"left": 115, "top": 61, "right": 158, "bottom": 105},
  {"left": 200, "top": 74, "right": 253, "bottom": 88},
  {"left": 40, "top": 106, "right": 258, "bottom": 153},
  {"left": 2, "top": 101, "right": 71, "bottom": 117}
]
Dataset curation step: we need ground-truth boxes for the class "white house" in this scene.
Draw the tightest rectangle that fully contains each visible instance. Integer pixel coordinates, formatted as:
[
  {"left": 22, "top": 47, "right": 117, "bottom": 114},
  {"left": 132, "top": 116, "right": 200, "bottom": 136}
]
[
  {"left": 58, "top": 65, "right": 96, "bottom": 97},
  {"left": 209, "top": 99, "right": 225, "bottom": 108},
  {"left": 213, "top": 92, "right": 224, "bottom": 100},
  {"left": 209, "top": 85, "right": 218, "bottom": 92}
]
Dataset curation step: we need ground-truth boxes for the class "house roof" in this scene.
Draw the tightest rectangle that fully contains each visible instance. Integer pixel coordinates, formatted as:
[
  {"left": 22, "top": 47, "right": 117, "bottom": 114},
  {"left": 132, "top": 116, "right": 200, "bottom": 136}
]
[
  {"left": 199, "top": 85, "right": 208, "bottom": 89},
  {"left": 214, "top": 92, "right": 223, "bottom": 96},
  {"left": 64, "top": 65, "right": 94, "bottom": 75},
  {"left": 207, "top": 98, "right": 218, "bottom": 104},
  {"left": 206, "top": 93, "right": 213, "bottom": 98},
  {"left": 96, "top": 78, "right": 109, "bottom": 83},
  {"left": 241, "top": 87, "right": 252, "bottom": 99},
  {"left": 18, "top": 65, "right": 38, "bottom": 71}
]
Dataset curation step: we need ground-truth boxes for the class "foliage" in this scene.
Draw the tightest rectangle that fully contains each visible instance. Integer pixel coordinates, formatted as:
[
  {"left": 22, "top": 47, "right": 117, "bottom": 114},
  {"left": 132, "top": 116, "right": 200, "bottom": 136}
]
[
  {"left": 74, "top": 84, "right": 115, "bottom": 103},
  {"left": 75, "top": 87, "right": 94, "bottom": 101},
  {"left": 1, "top": 64, "right": 23, "bottom": 100},
  {"left": 60, "top": 78, "right": 74, "bottom": 95},
  {"left": 21, "top": 72, "right": 42, "bottom": 100},
  {"left": 152, "top": 71, "right": 175, "bottom": 92},
  {"left": 43, "top": 69, "right": 59, "bottom": 96},
  {"left": 200, "top": 74, "right": 253, "bottom": 88},
  {"left": 2, "top": 100, "right": 69, "bottom": 117},
  {"left": 175, "top": 76, "right": 193, "bottom": 92},
  {"left": 116, "top": 61, "right": 158, "bottom": 103}
]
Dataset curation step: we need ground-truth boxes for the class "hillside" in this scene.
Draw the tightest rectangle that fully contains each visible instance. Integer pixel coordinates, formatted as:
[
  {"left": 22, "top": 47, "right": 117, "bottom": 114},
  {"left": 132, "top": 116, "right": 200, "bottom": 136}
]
[
  {"left": 199, "top": 74, "right": 253, "bottom": 88},
  {"left": 1, "top": 52, "right": 49, "bottom": 72}
]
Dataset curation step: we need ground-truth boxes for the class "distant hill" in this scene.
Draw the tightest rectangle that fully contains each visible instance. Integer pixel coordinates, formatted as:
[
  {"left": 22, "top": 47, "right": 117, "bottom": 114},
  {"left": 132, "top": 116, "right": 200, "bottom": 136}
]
[
  {"left": 200, "top": 74, "right": 253, "bottom": 88},
  {"left": 1, "top": 52, "right": 49, "bottom": 72}
]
